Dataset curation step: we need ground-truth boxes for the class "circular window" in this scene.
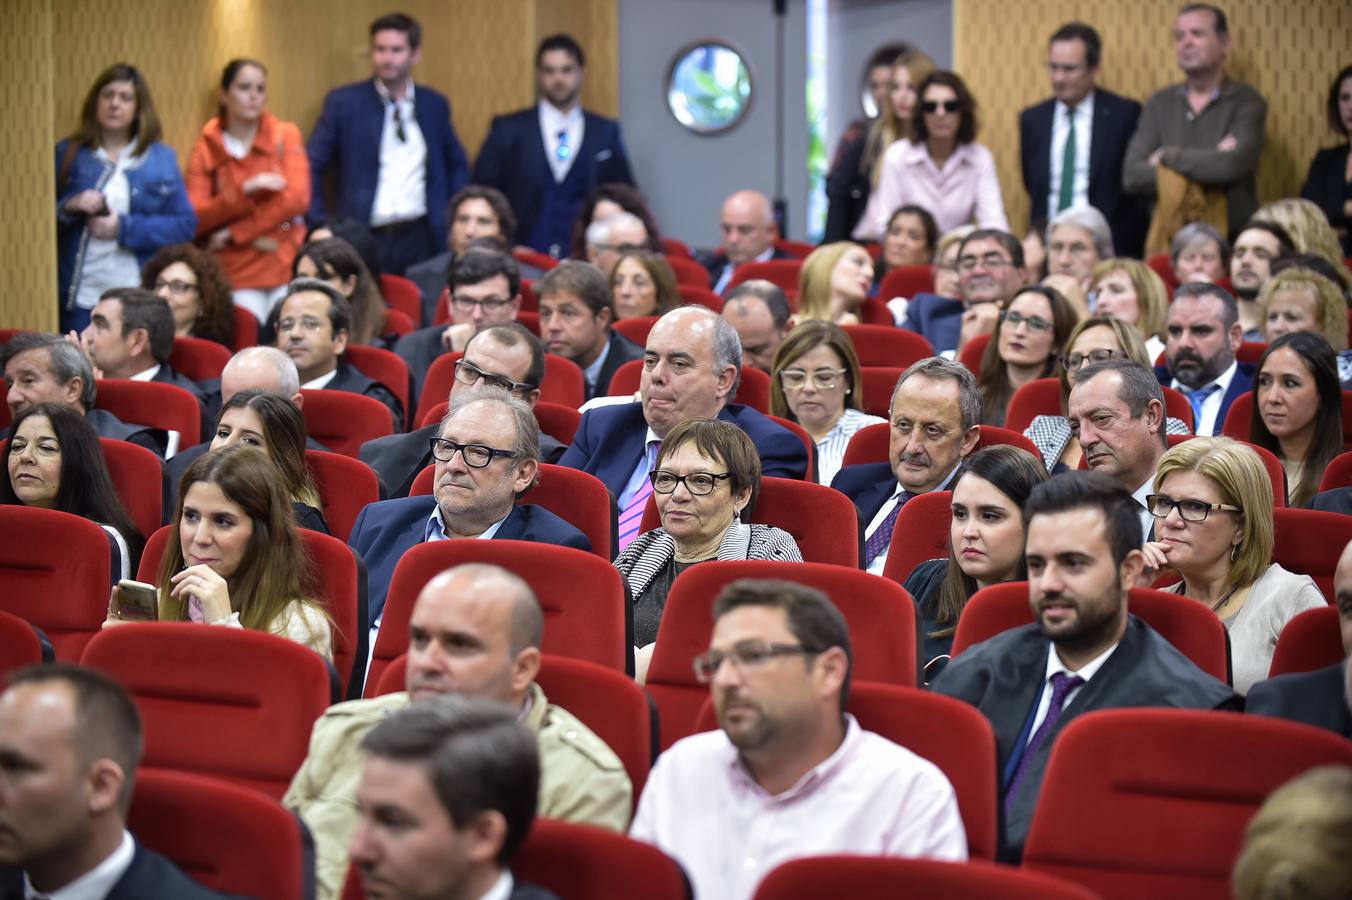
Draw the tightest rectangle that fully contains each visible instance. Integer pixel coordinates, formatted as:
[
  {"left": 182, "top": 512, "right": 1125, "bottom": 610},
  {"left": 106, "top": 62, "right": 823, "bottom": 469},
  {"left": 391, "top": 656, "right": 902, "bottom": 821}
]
[{"left": 666, "top": 41, "right": 752, "bottom": 135}]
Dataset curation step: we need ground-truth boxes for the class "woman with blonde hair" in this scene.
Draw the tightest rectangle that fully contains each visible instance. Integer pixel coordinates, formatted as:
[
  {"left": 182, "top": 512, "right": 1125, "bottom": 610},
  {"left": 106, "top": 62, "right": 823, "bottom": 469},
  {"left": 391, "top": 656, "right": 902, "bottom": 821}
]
[
  {"left": 1142, "top": 437, "right": 1325, "bottom": 693},
  {"left": 1232, "top": 765, "right": 1352, "bottom": 900},
  {"left": 797, "top": 242, "right": 875, "bottom": 324},
  {"left": 1259, "top": 267, "right": 1351, "bottom": 386},
  {"left": 1253, "top": 198, "right": 1352, "bottom": 288},
  {"left": 1091, "top": 258, "right": 1170, "bottom": 361}
]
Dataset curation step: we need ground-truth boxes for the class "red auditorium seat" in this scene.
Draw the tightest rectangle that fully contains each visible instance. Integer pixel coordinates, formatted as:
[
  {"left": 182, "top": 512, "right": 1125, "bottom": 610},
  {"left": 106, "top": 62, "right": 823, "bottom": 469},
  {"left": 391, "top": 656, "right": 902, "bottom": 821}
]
[
  {"left": 232, "top": 306, "right": 260, "bottom": 349},
  {"left": 81, "top": 623, "right": 332, "bottom": 799},
  {"left": 305, "top": 449, "right": 381, "bottom": 542},
  {"left": 765, "top": 415, "right": 816, "bottom": 482},
  {"left": 957, "top": 333, "right": 989, "bottom": 376},
  {"left": 661, "top": 236, "right": 693, "bottom": 258},
  {"left": 415, "top": 352, "right": 584, "bottom": 426},
  {"left": 646, "top": 560, "right": 917, "bottom": 749},
  {"left": 1146, "top": 253, "right": 1179, "bottom": 292},
  {"left": 754, "top": 857, "right": 1096, "bottom": 900},
  {"left": 1223, "top": 389, "right": 1352, "bottom": 447},
  {"left": 841, "top": 422, "right": 1038, "bottom": 469},
  {"left": 1318, "top": 450, "right": 1352, "bottom": 492},
  {"left": 679, "top": 284, "right": 724, "bottom": 311},
  {"left": 378, "top": 273, "right": 422, "bottom": 325},
  {"left": 366, "top": 541, "right": 627, "bottom": 695},
  {"left": 95, "top": 379, "right": 202, "bottom": 451},
  {"left": 877, "top": 264, "right": 936, "bottom": 301},
  {"left": 728, "top": 259, "right": 802, "bottom": 293},
  {"left": 1272, "top": 507, "right": 1352, "bottom": 601},
  {"left": 129, "top": 769, "right": 307, "bottom": 900},
  {"left": 343, "top": 344, "right": 411, "bottom": 429},
  {"left": 410, "top": 463, "right": 615, "bottom": 561},
  {"left": 1022, "top": 709, "right": 1352, "bottom": 900},
  {"left": 299, "top": 389, "right": 394, "bottom": 458},
  {"left": 1235, "top": 340, "right": 1267, "bottom": 365},
  {"left": 666, "top": 254, "right": 713, "bottom": 287},
  {"left": 0, "top": 609, "right": 50, "bottom": 677},
  {"left": 880, "top": 489, "right": 952, "bottom": 586},
  {"left": 97, "top": 437, "right": 164, "bottom": 539},
  {"left": 773, "top": 238, "right": 815, "bottom": 259},
  {"left": 859, "top": 366, "right": 904, "bottom": 417},
  {"left": 841, "top": 323, "right": 934, "bottom": 367},
  {"left": 1267, "top": 606, "right": 1344, "bottom": 677},
  {"left": 511, "top": 247, "right": 560, "bottom": 272},
  {"left": 0, "top": 507, "right": 111, "bottom": 660},
  {"left": 380, "top": 307, "right": 415, "bottom": 339},
  {"left": 950, "top": 582, "right": 1231, "bottom": 683},
  {"left": 607, "top": 358, "right": 772, "bottom": 412},
  {"left": 169, "top": 335, "right": 232, "bottom": 382},
  {"left": 377, "top": 653, "right": 653, "bottom": 801},
  {"left": 612, "top": 315, "right": 658, "bottom": 347},
  {"left": 532, "top": 400, "right": 582, "bottom": 445}
]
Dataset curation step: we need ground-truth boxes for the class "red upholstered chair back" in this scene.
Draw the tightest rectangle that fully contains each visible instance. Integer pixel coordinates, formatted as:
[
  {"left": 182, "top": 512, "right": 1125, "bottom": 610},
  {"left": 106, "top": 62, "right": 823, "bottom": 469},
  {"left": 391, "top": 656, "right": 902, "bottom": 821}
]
[
  {"left": 367, "top": 541, "right": 626, "bottom": 696},
  {"left": 1022, "top": 709, "right": 1352, "bottom": 899},
  {"left": 533, "top": 401, "right": 582, "bottom": 446},
  {"left": 858, "top": 296, "right": 896, "bottom": 325},
  {"left": 169, "top": 335, "right": 232, "bottom": 382},
  {"left": 842, "top": 323, "right": 935, "bottom": 368},
  {"left": 344, "top": 344, "right": 411, "bottom": 429},
  {"left": 679, "top": 284, "right": 724, "bottom": 311},
  {"left": 81, "top": 623, "right": 332, "bottom": 799},
  {"left": 305, "top": 449, "right": 381, "bottom": 542},
  {"left": 662, "top": 236, "right": 693, "bottom": 258},
  {"left": 1272, "top": 507, "right": 1352, "bottom": 602},
  {"left": 511, "top": 247, "right": 560, "bottom": 272},
  {"left": 378, "top": 273, "right": 422, "bottom": 324},
  {"left": 646, "top": 560, "right": 917, "bottom": 750},
  {"left": 1236, "top": 340, "right": 1267, "bottom": 365},
  {"left": 1268, "top": 606, "right": 1344, "bottom": 677},
  {"left": 129, "top": 769, "right": 307, "bottom": 900},
  {"left": 1319, "top": 450, "right": 1352, "bottom": 492},
  {"left": 1005, "top": 378, "right": 1064, "bottom": 434},
  {"left": 765, "top": 415, "right": 816, "bottom": 483},
  {"left": 607, "top": 359, "right": 772, "bottom": 412},
  {"left": 957, "top": 333, "right": 990, "bottom": 376},
  {"left": 0, "top": 507, "right": 111, "bottom": 660},
  {"left": 774, "top": 238, "right": 815, "bottom": 259},
  {"left": 300, "top": 389, "right": 393, "bottom": 458},
  {"left": 666, "top": 254, "right": 713, "bottom": 287},
  {"left": 382, "top": 305, "right": 414, "bottom": 338},
  {"left": 612, "top": 316, "right": 658, "bottom": 347},
  {"left": 1146, "top": 253, "right": 1179, "bottom": 292},
  {"left": 1161, "top": 386, "right": 1197, "bottom": 432},
  {"left": 859, "top": 367, "right": 904, "bottom": 417},
  {"left": 0, "top": 610, "right": 48, "bottom": 678},
  {"left": 95, "top": 378, "right": 202, "bottom": 450},
  {"left": 728, "top": 259, "right": 802, "bottom": 293},
  {"left": 877, "top": 264, "right": 937, "bottom": 302},
  {"left": 753, "top": 857, "right": 1097, "bottom": 899},
  {"left": 232, "top": 306, "right": 260, "bottom": 349},
  {"left": 515, "top": 819, "right": 692, "bottom": 900},
  {"left": 99, "top": 437, "right": 164, "bottom": 540},
  {"left": 881, "top": 490, "right": 953, "bottom": 586}
]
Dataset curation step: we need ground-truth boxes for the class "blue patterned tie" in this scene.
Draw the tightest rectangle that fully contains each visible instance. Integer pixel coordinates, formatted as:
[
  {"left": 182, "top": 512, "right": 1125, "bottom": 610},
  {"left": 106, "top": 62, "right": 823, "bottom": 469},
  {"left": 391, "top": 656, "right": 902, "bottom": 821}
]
[
  {"left": 1005, "top": 671, "right": 1084, "bottom": 814},
  {"left": 1184, "top": 382, "right": 1222, "bottom": 433}
]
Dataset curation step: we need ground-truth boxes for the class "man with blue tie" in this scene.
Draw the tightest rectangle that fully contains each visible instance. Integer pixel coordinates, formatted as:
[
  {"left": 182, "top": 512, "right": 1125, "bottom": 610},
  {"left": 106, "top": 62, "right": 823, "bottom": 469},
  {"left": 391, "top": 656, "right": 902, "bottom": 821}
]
[
  {"left": 306, "top": 13, "right": 470, "bottom": 275},
  {"left": 473, "top": 35, "right": 635, "bottom": 259},
  {"left": 1155, "top": 283, "right": 1253, "bottom": 436},
  {"left": 831, "top": 358, "right": 981, "bottom": 575}
]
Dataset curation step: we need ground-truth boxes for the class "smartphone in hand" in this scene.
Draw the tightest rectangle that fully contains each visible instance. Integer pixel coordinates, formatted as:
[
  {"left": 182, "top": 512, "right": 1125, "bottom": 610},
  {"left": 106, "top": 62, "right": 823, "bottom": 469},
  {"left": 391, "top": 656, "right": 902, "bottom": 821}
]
[{"left": 110, "top": 579, "right": 159, "bottom": 621}]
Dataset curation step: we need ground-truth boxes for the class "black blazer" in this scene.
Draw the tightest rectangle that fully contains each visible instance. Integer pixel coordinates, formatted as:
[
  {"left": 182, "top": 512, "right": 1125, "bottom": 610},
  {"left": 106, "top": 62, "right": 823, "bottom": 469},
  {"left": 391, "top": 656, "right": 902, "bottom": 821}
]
[
  {"left": 1312, "top": 486, "right": 1352, "bottom": 515},
  {"left": 590, "top": 330, "right": 645, "bottom": 401},
  {"left": 1019, "top": 89, "right": 1148, "bottom": 258},
  {"left": 831, "top": 461, "right": 897, "bottom": 533},
  {"left": 1246, "top": 662, "right": 1352, "bottom": 739},
  {"left": 1301, "top": 144, "right": 1352, "bottom": 254},
  {"left": 1, "top": 840, "right": 243, "bottom": 899},
  {"left": 1153, "top": 362, "right": 1255, "bottom": 437},
  {"left": 84, "top": 407, "right": 166, "bottom": 458}
]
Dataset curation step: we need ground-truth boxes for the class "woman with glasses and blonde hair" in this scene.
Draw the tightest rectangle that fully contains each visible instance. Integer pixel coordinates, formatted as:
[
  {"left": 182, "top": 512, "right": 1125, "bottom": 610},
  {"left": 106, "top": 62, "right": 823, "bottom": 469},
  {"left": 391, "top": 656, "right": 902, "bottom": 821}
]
[
  {"left": 1090, "top": 258, "right": 1170, "bottom": 361},
  {"left": 1024, "top": 316, "right": 1191, "bottom": 473},
  {"left": 797, "top": 242, "right": 876, "bottom": 325},
  {"left": 977, "top": 284, "right": 1080, "bottom": 426},
  {"left": 769, "top": 321, "right": 884, "bottom": 485},
  {"left": 1141, "top": 437, "right": 1325, "bottom": 694}
]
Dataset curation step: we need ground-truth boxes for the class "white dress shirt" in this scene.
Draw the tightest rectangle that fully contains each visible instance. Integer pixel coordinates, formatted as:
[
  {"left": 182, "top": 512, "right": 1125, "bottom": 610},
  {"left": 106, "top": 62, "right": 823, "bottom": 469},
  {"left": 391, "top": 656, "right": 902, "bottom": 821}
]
[
  {"left": 1171, "top": 359, "right": 1238, "bottom": 436},
  {"left": 814, "top": 408, "right": 886, "bottom": 488},
  {"left": 370, "top": 80, "right": 428, "bottom": 226},
  {"left": 127, "top": 364, "right": 161, "bottom": 382},
  {"left": 1131, "top": 478, "right": 1156, "bottom": 544},
  {"left": 77, "top": 147, "right": 143, "bottom": 311},
  {"left": 864, "top": 464, "right": 962, "bottom": 576},
  {"left": 1027, "top": 640, "right": 1119, "bottom": 740},
  {"left": 540, "top": 100, "right": 585, "bottom": 183},
  {"left": 630, "top": 715, "right": 967, "bottom": 900},
  {"left": 25, "top": 830, "right": 135, "bottom": 900},
  {"left": 477, "top": 870, "right": 514, "bottom": 900},
  {"left": 1046, "top": 92, "right": 1095, "bottom": 216},
  {"left": 301, "top": 367, "right": 339, "bottom": 390}
]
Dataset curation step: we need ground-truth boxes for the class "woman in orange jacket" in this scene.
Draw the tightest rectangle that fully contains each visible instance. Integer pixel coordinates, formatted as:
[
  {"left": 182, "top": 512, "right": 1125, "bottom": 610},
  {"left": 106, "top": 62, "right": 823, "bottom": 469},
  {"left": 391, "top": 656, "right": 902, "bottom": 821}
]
[{"left": 187, "top": 59, "right": 310, "bottom": 324}]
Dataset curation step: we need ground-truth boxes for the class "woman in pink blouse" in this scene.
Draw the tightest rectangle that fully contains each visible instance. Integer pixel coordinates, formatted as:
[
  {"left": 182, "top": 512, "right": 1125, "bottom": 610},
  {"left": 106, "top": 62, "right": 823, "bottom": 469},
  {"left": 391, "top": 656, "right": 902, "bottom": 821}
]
[{"left": 862, "top": 71, "right": 1008, "bottom": 238}]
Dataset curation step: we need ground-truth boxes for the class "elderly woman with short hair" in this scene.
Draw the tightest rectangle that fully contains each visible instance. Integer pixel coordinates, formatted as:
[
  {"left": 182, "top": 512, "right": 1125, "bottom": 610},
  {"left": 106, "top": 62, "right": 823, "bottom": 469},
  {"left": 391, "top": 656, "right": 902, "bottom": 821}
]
[
  {"left": 1046, "top": 205, "right": 1114, "bottom": 292},
  {"left": 1171, "top": 222, "right": 1229, "bottom": 284}
]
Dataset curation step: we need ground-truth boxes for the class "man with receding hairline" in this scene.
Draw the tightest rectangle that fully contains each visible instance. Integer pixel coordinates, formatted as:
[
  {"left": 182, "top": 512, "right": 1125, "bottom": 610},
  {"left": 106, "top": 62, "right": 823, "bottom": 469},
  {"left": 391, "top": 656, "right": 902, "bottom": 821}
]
[
  {"left": 721, "top": 281, "right": 791, "bottom": 373},
  {"left": 701, "top": 190, "right": 791, "bottom": 295}
]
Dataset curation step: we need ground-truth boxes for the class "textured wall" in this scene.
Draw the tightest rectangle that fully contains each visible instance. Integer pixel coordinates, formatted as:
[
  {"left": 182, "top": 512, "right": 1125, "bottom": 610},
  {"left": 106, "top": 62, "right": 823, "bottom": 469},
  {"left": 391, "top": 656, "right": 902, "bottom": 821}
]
[{"left": 953, "top": 0, "right": 1352, "bottom": 234}]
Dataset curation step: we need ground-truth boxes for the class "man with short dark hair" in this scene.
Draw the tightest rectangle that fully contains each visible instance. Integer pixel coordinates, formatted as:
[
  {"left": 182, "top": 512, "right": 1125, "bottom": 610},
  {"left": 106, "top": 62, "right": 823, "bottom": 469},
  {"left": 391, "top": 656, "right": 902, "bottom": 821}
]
[
  {"left": 1230, "top": 221, "right": 1294, "bottom": 336},
  {"left": 932, "top": 472, "right": 1239, "bottom": 862},
  {"left": 537, "top": 260, "right": 642, "bottom": 399},
  {"left": 405, "top": 185, "right": 517, "bottom": 325},
  {"left": 902, "top": 229, "right": 1027, "bottom": 356},
  {"left": 473, "top": 34, "right": 635, "bottom": 258},
  {"left": 1156, "top": 282, "right": 1253, "bottom": 435},
  {"left": 631, "top": 578, "right": 966, "bottom": 899},
  {"left": 0, "top": 664, "right": 232, "bottom": 898},
  {"left": 1020, "top": 23, "right": 1147, "bottom": 257},
  {"left": 1123, "top": 4, "right": 1267, "bottom": 237},
  {"left": 722, "top": 281, "right": 791, "bottom": 373},
  {"left": 277, "top": 278, "right": 403, "bottom": 430},
  {"left": 287, "top": 563, "right": 630, "bottom": 900},
  {"left": 701, "top": 190, "right": 788, "bottom": 295}
]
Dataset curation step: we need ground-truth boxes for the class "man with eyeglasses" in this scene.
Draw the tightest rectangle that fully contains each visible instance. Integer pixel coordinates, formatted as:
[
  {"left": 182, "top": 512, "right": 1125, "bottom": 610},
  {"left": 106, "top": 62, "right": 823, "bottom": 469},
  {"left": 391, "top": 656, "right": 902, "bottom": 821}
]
[
  {"left": 536, "top": 260, "right": 643, "bottom": 399},
  {"left": 631, "top": 578, "right": 966, "bottom": 899},
  {"left": 933, "top": 472, "right": 1238, "bottom": 863},
  {"left": 362, "top": 323, "right": 566, "bottom": 498},
  {"left": 349, "top": 385, "right": 589, "bottom": 629},
  {"left": 275, "top": 277, "right": 404, "bottom": 431},
  {"left": 1019, "top": 22, "right": 1147, "bottom": 258},
  {"left": 902, "top": 229, "right": 1027, "bottom": 357}
]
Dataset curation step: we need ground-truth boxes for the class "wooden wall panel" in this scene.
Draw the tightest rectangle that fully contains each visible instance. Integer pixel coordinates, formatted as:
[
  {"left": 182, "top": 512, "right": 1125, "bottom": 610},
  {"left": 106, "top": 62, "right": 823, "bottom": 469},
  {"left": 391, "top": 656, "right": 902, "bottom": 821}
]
[{"left": 953, "top": 0, "right": 1352, "bottom": 235}]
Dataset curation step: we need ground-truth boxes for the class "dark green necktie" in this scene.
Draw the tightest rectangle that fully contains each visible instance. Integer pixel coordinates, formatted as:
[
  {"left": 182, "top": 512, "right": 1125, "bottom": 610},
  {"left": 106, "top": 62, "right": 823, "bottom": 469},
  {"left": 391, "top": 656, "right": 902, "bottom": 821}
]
[{"left": 1057, "top": 106, "right": 1077, "bottom": 212}]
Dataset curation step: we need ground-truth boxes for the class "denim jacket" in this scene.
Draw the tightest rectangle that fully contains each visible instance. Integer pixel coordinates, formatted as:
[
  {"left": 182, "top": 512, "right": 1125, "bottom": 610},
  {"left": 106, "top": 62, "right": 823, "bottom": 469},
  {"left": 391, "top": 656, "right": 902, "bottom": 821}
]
[{"left": 55, "top": 139, "right": 197, "bottom": 311}]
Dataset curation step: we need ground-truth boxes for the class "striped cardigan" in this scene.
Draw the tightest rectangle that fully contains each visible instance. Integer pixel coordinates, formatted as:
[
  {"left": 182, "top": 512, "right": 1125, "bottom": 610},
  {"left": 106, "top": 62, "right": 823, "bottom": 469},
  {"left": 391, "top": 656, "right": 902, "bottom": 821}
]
[{"left": 614, "top": 521, "right": 803, "bottom": 602}]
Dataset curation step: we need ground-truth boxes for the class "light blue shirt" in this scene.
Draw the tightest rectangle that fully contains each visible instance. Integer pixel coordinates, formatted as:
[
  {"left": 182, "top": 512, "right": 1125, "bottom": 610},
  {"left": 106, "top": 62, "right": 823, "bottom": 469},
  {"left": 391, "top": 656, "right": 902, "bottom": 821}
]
[{"left": 424, "top": 503, "right": 509, "bottom": 542}]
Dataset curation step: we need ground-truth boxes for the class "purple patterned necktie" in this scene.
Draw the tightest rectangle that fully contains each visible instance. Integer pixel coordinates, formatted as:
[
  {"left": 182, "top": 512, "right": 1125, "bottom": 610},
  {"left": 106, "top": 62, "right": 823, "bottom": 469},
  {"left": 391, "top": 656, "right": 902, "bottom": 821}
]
[
  {"left": 1004, "top": 670, "right": 1084, "bottom": 814},
  {"left": 863, "top": 491, "right": 910, "bottom": 567}
]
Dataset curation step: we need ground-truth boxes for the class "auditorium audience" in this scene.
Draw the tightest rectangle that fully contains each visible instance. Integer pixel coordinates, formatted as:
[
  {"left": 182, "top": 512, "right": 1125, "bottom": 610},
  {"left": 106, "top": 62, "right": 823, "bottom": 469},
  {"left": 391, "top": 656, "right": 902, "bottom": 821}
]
[
  {"left": 1090, "top": 258, "right": 1170, "bottom": 361},
  {"left": 631, "top": 578, "right": 966, "bottom": 899},
  {"left": 292, "top": 237, "right": 387, "bottom": 347},
  {"left": 903, "top": 229, "right": 1026, "bottom": 356},
  {"left": 1142, "top": 437, "right": 1326, "bottom": 694},
  {"left": 1301, "top": 65, "right": 1352, "bottom": 255},
  {"left": 977, "top": 284, "right": 1079, "bottom": 426},
  {"left": 186, "top": 58, "right": 310, "bottom": 325},
  {"left": 1169, "top": 222, "right": 1229, "bottom": 284},
  {"left": 568, "top": 182, "right": 664, "bottom": 261},
  {"left": 702, "top": 190, "right": 788, "bottom": 295},
  {"left": 1045, "top": 206, "right": 1112, "bottom": 292},
  {"left": 609, "top": 248, "right": 681, "bottom": 320},
  {"left": 140, "top": 443, "right": 332, "bottom": 658},
  {"left": 585, "top": 212, "right": 648, "bottom": 277},
  {"left": 1249, "top": 332, "right": 1343, "bottom": 508},
  {"left": 404, "top": 185, "right": 516, "bottom": 323},
  {"left": 306, "top": 217, "right": 385, "bottom": 282},
  {"left": 142, "top": 243, "right": 237, "bottom": 347},
  {"left": 56, "top": 63, "right": 197, "bottom": 334},
  {"left": 904, "top": 445, "right": 1048, "bottom": 679},
  {"left": 3, "top": 403, "right": 144, "bottom": 582},
  {"left": 1253, "top": 197, "right": 1352, "bottom": 287},
  {"left": 722, "top": 281, "right": 792, "bottom": 373},
  {"left": 1259, "top": 267, "right": 1351, "bottom": 385},
  {"left": 1158, "top": 282, "right": 1252, "bottom": 436},
  {"left": 536, "top": 260, "right": 643, "bottom": 400},
  {"left": 1229, "top": 221, "right": 1294, "bottom": 336},
  {"left": 1231, "top": 765, "right": 1352, "bottom": 900},
  {"left": 769, "top": 321, "right": 883, "bottom": 485},
  {"left": 796, "top": 241, "right": 875, "bottom": 325},
  {"left": 285, "top": 563, "right": 630, "bottom": 900}
]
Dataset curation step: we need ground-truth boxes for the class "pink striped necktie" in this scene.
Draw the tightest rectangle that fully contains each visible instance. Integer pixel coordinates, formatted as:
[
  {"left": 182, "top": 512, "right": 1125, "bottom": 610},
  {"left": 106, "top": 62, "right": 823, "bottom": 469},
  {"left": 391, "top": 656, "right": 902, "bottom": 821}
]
[{"left": 617, "top": 442, "right": 660, "bottom": 550}]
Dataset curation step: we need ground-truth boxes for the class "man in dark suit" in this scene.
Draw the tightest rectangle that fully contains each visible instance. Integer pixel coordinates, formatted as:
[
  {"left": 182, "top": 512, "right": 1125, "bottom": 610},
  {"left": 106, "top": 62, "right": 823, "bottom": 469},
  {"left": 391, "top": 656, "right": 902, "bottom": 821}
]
[
  {"left": 350, "top": 385, "right": 589, "bottom": 626},
  {"left": 902, "top": 229, "right": 1027, "bottom": 357},
  {"left": 405, "top": 186, "right": 517, "bottom": 326},
  {"left": 559, "top": 306, "right": 808, "bottom": 549},
  {"left": 1313, "top": 486, "right": 1352, "bottom": 515},
  {"left": 1019, "top": 22, "right": 1146, "bottom": 258},
  {"left": 699, "top": 190, "right": 792, "bottom": 295},
  {"left": 0, "top": 664, "right": 235, "bottom": 899},
  {"left": 932, "top": 473, "right": 1239, "bottom": 863},
  {"left": 1246, "top": 537, "right": 1352, "bottom": 739},
  {"left": 277, "top": 279, "right": 403, "bottom": 430},
  {"left": 473, "top": 34, "right": 634, "bottom": 258},
  {"left": 832, "top": 357, "right": 980, "bottom": 575},
  {"left": 536, "top": 260, "right": 642, "bottom": 400},
  {"left": 361, "top": 323, "right": 565, "bottom": 499},
  {"left": 306, "top": 13, "right": 470, "bottom": 274},
  {"left": 1154, "top": 283, "right": 1253, "bottom": 436}
]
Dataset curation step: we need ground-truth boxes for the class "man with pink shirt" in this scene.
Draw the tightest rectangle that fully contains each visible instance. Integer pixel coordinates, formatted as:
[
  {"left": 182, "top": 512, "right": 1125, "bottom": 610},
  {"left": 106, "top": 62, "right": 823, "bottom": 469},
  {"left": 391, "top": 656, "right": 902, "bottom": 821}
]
[{"left": 630, "top": 579, "right": 966, "bottom": 899}]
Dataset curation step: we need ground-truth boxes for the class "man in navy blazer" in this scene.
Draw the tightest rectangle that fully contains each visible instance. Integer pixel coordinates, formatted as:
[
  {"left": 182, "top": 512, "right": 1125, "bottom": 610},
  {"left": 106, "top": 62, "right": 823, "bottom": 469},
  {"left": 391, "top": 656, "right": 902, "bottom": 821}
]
[
  {"left": 559, "top": 306, "right": 807, "bottom": 547},
  {"left": 698, "top": 190, "right": 793, "bottom": 295},
  {"left": 1154, "top": 283, "right": 1254, "bottom": 436},
  {"left": 902, "top": 229, "right": 1027, "bottom": 357},
  {"left": 306, "top": 13, "right": 470, "bottom": 274},
  {"left": 473, "top": 34, "right": 634, "bottom": 258},
  {"left": 1019, "top": 23, "right": 1147, "bottom": 258},
  {"left": 350, "top": 385, "right": 589, "bottom": 625}
]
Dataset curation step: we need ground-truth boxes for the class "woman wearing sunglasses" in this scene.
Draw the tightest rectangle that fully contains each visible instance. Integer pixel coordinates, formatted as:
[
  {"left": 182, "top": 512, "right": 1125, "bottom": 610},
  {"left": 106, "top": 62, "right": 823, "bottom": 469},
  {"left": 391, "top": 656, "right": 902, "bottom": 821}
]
[
  {"left": 863, "top": 70, "right": 1009, "bottom": 237},
  {"left": 1142, "top": 437, "right": 1324, "bottom": 695},
  {"left": 977, "top": 285, "right": 1079, "bottom": 426}
]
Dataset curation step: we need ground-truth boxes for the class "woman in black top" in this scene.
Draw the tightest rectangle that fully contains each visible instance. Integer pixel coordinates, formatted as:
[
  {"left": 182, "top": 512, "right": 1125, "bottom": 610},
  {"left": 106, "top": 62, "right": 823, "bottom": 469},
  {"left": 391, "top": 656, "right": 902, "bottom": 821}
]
[{"left": 1300, "top": 66, "right": 1352, "bottom": 255}]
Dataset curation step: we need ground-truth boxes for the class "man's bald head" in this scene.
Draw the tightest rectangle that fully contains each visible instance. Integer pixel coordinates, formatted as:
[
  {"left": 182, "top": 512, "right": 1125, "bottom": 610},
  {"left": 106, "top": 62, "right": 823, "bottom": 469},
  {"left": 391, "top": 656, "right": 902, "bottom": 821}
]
[
  {"left": 720, "top": 190, "right": 777, "bottom": 265},
  {"left": 220, "top": 346, "right": 302, "bottom": 406}
]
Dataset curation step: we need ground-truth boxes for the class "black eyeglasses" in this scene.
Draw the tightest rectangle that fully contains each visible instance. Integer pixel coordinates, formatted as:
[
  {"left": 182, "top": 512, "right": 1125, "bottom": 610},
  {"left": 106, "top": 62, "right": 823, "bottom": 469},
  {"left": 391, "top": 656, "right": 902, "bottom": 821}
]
[
  {"left": 1061, "top": 348, "right": 1121, "bottom": 370},
  {"left": 428, "top": 438, "right": 517, "bottom": 468},
  {"left": 649, "top": 470, "right": 731, "bottom": 495},
  {"left": 999, "top": 310, "right": 1054, "bottom": 333},
  {"left": 921, "top": 100, "right": 961, "bottom": 114},
  {"left": 451, "top": 295, "right": 513, "bottom": 314},
  {"left": 1146, "top": 494, "right": 1240, "bottom": 523},
  {"left": 452, "top": 360, "right": 535, "bottom": 395},
  {"left": 692, "top": 640, "right": 819, "bottom": 683}
]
